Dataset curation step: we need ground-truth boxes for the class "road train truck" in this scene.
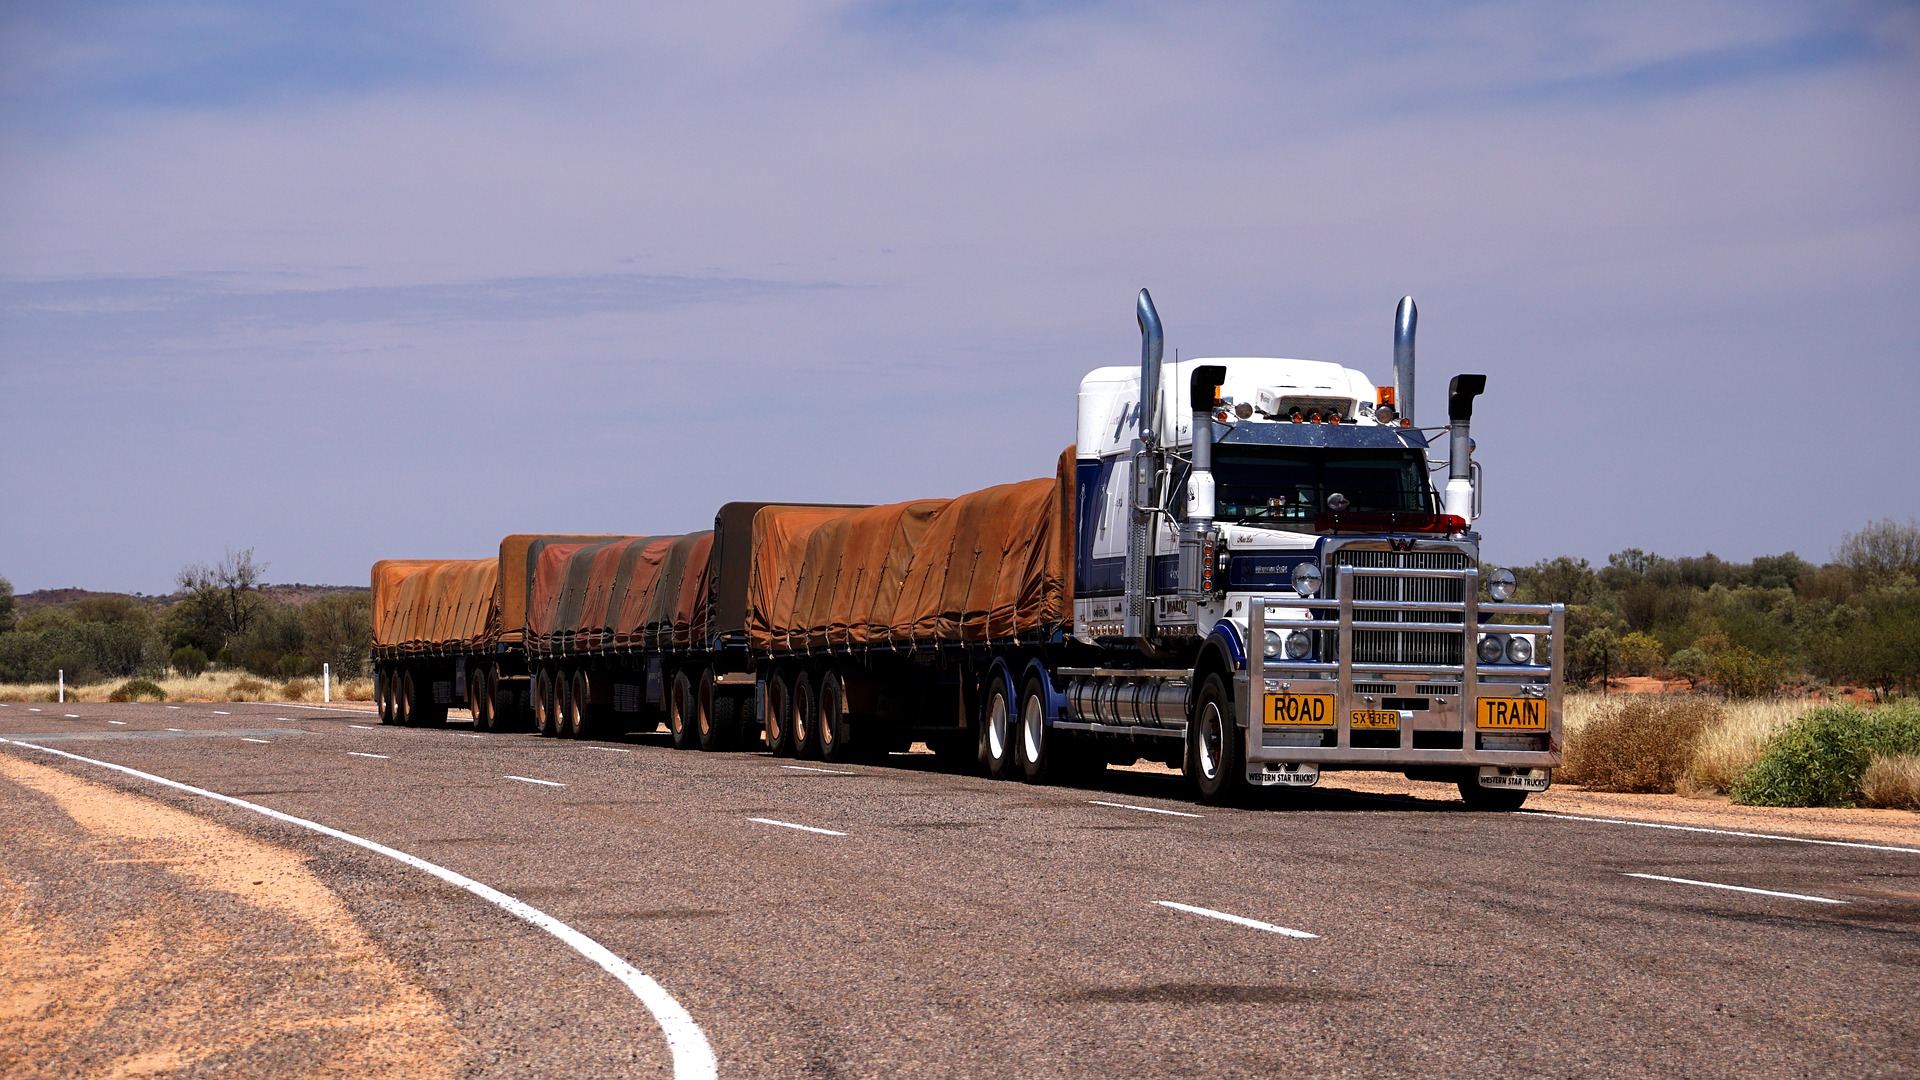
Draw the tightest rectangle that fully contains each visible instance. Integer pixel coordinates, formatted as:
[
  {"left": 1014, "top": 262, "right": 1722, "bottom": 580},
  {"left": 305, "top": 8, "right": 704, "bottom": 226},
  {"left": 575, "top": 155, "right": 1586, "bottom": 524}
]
[{"left": 370, "top": 291, "right": 1565, "bottom": 808}]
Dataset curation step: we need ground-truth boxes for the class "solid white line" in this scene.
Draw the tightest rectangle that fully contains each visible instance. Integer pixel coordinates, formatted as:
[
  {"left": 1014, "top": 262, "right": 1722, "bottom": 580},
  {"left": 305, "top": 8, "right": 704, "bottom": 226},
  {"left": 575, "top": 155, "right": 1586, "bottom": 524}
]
[
  {"left": 350, "top": 724, "right": 376, "bottom": 730},
  {"left": 1090, "top": 800, "right": 1202, "bottom": 819},
  {"left": 777, "top": 765, "right": 852, "bottom": 775},
  {"left": 1624, "top": 873, "right": 1848, "bottom": 905},
  {"left": 241, "top": 738, "right": 271, "bottom": 744},
  {"left": 348, "top": 752, "right": 390, "bottom": 760},
  {"left": 506, "top": 775, "right": 565, "bottom": 788},
  {"left": 586, "top": 746, "right": 632, "bottom": 753},
  {"left": 1524, "top": 811, "right": 1920, "bottom": 856},
  {"left": 0, "top": 736, "right": 716, "bottom": 1079},
  {"left": 750, "top": 817, "right": 848, "bottom": 837},
  {"left": 1155, "top": 901, "right": 1318, "bottom": 939},
  {"left": 107, "top": 720, "right": 127, "bottom": 725}
]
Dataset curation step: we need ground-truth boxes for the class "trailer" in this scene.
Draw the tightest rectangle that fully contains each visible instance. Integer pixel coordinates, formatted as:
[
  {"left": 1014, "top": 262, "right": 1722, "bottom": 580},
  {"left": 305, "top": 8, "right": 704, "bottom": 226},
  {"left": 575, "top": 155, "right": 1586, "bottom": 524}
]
[{"left": 371, "top": 291, "right": 1564, "bottom": 808}]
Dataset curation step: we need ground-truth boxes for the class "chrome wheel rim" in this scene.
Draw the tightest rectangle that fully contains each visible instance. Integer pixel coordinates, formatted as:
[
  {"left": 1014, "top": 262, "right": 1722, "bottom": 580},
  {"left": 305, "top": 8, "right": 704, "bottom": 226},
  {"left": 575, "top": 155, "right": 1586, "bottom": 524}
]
[
  {"left": 1198, "top": 700, "right": 1224, "bottom": 781},
  {"left": 1021, "top": 694, "right": 1043, "bottom": 765},
  {"left": 987, "top": 693, "right": 1008, "bottom": 763}
]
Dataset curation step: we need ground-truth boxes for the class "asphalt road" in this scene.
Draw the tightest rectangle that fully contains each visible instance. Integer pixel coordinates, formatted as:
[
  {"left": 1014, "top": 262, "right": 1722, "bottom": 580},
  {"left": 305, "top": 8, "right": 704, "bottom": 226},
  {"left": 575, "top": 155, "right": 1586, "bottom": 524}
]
[{"left": 3, "top": 700, "right": 1916, "bottom": 1078}]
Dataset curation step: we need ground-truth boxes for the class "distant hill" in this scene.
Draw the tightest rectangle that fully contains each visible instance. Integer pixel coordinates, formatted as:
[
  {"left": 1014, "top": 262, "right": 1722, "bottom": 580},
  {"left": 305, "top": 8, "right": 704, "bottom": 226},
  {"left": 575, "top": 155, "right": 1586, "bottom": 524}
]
[{"left": 18, "top": 583, "right": 368, "bottom": 611}]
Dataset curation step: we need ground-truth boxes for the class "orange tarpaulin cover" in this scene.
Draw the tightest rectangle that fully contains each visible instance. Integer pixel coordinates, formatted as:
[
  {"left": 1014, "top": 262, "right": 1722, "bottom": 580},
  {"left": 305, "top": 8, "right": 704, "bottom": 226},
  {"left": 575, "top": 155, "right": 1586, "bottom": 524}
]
[
  {"left": 525, "top": 532, "right": 715, "bottom": 655},
  {"left": 370, "top": 559, "right": 500, "bottom": 654},
  {"left": 496, "top": 534, "right": 624, "bottom": 643}
]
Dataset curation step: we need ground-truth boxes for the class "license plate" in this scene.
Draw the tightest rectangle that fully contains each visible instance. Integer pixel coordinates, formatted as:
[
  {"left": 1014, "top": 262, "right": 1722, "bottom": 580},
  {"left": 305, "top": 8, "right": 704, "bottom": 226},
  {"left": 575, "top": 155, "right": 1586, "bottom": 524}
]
[
  {"left": 1476, "top": 698, "right": 1548, "bottom": 730},
  {"left": 1350, "top": 710, "right": 1399, "bottom": 729},
  {"left": 1265, "top": 693, "right": 1334, "bottom": 726}
]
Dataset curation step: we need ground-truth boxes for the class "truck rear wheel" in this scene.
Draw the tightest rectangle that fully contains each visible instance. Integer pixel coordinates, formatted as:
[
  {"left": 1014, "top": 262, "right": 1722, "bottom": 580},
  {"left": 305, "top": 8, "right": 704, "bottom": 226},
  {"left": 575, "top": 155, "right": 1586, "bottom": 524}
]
[
  {"left": 1189, "top": 673, "right": 1248, "bottom": 805},
  {"left": 696, "top": 668, "right": 731, "bottom": 752},
  {"left": 668, "top": 669, "right": 696, "bottom": 750},
  {"left": 377, "top": 668, "right": 396, "bottom": 725},
  {"left": 569, "top": 670, "right": 592, "bottom": 739},
  {"left": 979, "top": 677, "right": 1015, "bottom": 780},
  {"left": 764, "top": 672, "right": 795, "bottom": 756},
  {"left": 1016, "top": 675, "right": 1056, "bottom": 784},
  {"left": 398, "top": 669, "right": 417, "bottom": 727},
  {"left": 818, "top": 672, "right": 853, "bottom": 762},
  {"left": 792, "top": 670, "right": 820, "bottom": 759},
  {"left": 471, "top": 667, "right": 493, "bottom": 732},
  {"left": 535, "top": 668, "right": 557, "bottom": 737},
  {"left": 554, "top": 669, "right": 576, "bottom": 738}
]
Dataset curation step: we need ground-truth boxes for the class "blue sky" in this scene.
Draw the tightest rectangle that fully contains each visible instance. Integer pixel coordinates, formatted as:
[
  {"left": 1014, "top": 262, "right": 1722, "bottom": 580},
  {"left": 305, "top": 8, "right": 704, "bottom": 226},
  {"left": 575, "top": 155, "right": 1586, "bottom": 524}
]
[{"left": 2, "top": 1, "right": 1916, "bottom": 592}]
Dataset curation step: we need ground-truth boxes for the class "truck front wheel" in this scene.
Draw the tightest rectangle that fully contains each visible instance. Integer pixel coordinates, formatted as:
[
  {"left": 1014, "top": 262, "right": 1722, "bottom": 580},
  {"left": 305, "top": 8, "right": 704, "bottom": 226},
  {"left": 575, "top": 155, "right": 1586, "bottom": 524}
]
[
  {"left": 1456, "top": 779, "right": 1529, "bottom": 811},
  {"left": 1189, "top": 674, "right": 1248, "bottom": 805}
]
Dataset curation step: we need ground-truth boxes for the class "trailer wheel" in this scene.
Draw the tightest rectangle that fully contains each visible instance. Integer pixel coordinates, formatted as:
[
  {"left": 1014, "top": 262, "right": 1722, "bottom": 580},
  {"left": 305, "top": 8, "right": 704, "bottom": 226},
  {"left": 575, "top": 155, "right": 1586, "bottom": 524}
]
[
  {"left": 570, "top": 669, "right": 594, "bottom": 739},
  {"left": 979, "top": 677, "right": 1015, "bottom": 779},
  {"left": 534, "top": 668, "right": 556, "bottom": 737},
  {"left": 1189, "top": 673, "right": 1248, "bottom": 805},
  {"left": 471, "top": 667, "right": 492, "bottom": 732},
  {"left": 703, "top": 682, "right": 741, "bottom": 753},
  {"left": 764, "top": 672, "right": 795, "bottom": 756},
  {"left": 1016, "top": 675, "right": 1057, "bottom": 784},
  {"left": 792, "top": 670, "right": 820, "bottom": 759},
  {"left": 668, "top": 669, "right": 696, "bottom": 750},
  {"left": 818, "top": 672, "right": 853, "bottom": 762},
  {"left": 1456, "top": 779, "right": 1529, "bottom": 811},
  {"left": 376, "top": 668, "right": 396, "bottom": 725},
  {"left": 397, "top": 669, "right": 417, "bottom": 727}
]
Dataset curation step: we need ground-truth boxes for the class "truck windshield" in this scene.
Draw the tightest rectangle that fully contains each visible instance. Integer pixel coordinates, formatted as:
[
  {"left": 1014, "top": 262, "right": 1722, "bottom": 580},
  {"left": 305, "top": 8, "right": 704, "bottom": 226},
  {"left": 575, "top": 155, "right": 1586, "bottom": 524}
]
[{"left": 1205, "top": 446, "right": 1433, "bottom": 526}]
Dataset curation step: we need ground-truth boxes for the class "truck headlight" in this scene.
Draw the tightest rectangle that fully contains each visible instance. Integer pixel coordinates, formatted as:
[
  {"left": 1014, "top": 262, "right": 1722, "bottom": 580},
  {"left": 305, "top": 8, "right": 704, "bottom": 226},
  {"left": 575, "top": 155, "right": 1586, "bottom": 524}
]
[
  {"left": 1488, "top": 567, "right": 1516, "bottom": 602},
  {"left": 1285, "top": 630, "right": 1313, "bottom": 660},
  {"left": 1477, "top": 635, "right": 1507, "bottom": 664},
  {"left": 1263, "top": 629, "right": 1283, "bottom": 658},
  {"left": 1506, "top": 635, "right": 1534, "bottom": 665},
  {"left": 1292, "top": 562, "right": 1322, "bottom": 598}
]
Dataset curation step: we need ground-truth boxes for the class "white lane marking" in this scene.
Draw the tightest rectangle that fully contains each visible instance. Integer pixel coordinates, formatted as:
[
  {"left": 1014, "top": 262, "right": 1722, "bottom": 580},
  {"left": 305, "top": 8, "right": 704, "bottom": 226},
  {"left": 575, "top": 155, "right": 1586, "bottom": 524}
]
[
  {"left": 1525, "top": 811, "right": 1920, "bottom": 856},
  {"left": 1624, "top": 873, "right": 1848, "bottom": 905},
  {"left": 1090, "top": 800, "right": 1202, "bottom": 818},
  {"left": 587, "top": 746, "right": 632, "bottom": 753},
  {"left": 749, "top": 817, "right": 848, "bottom": 837},
  {"left": 241, "top": 738, "right": 272, "bottom": 744},
  {"left": 506, "top": 775, "right": 565, "bottom": 788},
  {"left": 1155, "top": 900, "right": 1318, "bottom": 939},
  {"left": 211, "top": 710, "right": 229, "bottom": 715},
  {"left": 350, "top": 724, "right": 377, "bottom": 730},
  {"left": 0, "top": 703, "right": 8, "bottom": 706},
  {"left": 64, "top": 714, "right": 80, "bottom": 718},
  {"left": 107, "top": 720, "right": 127, "bottom": 725},
  {"left": 0, "top": 736, "right": 716, "bottom": 1079},
  {"left": 166, "top": 705, "right": 181, "bottom": 709},
  {"left": 27, "top": 708, "right": 41, "bottom": 712},
  {"left": 269, "top": 703, "right": 373, "bottom": 714},
  {"left": 777, "top": 765, "right": 852, "bottom": 775},
  {"left": 348, "top": 752, "right": 390, "bottom": 760},
  {"left": 166, "top": 728, "right": 185, "bottom": 732},
  {"left": 456, "top": 732, "right": 485, "bottom": 739}
]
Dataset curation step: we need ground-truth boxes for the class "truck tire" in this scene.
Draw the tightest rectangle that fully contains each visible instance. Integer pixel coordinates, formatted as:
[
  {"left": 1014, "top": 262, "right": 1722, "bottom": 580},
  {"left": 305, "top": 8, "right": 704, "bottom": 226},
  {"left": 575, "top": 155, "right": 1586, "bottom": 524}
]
[
  {"left": 569, "top": 669, "right": 593, "bottom": 739},
  {"left": 1456, "top": 779, "right": 1529, "bottom": 811},
  {"left": 702, "top": 682, "right": 739, "bottom": 752},
  {"left": 1015, "top": 675, "right": 1059, "bottom": 784},
  {"left": 535, "top": 668, "right": 557, "bottom": 737},
  {"left": 471, "top": 667, "right": 493, "bottom": 732},
  {"left": 818, "top": 671, "right": 853, "bottom": 763},
  {"left": 1189, "top": 673, "right": 1248, "bottom": 805},
  {"left": 765, "top": 672, "right": 795, "bottom": 756},
  {"left": 793, "top": 670, "right": 820, "bottom": 760},
  {"left": 398, "top": 669, "right": 418, "bottom": 727},
  {"left": 376, "top": 668, "right": 396, "bottom": 725},
  {"left": 668, "top": 669, "right": 696, "bottom": 750},
  {"left": 552, "top": 668, "right": 575, "bottom": 738},
  {"left": 979, "top": 677, "right": 1015, "bottom": 780}
]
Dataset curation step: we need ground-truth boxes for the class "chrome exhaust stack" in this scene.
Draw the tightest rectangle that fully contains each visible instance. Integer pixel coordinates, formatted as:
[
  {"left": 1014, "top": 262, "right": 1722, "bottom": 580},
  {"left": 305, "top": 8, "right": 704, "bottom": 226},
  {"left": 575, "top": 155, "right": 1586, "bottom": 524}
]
[
  {"left": 1444, "top": 373, "right": 1486, "bottom": 519},
  {"left": 1394, "top": 296, "right": 1417, "bottom": 425},
  {"left": 1126, "top": 289, "right": 1165, "bottom": 639}
]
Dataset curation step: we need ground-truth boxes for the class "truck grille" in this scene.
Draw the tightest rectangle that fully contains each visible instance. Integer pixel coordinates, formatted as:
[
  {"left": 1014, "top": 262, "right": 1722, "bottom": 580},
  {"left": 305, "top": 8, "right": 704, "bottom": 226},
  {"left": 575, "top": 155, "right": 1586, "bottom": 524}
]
[{"left": 1331, "top": 547, "right": 1472, "bottom": 666}]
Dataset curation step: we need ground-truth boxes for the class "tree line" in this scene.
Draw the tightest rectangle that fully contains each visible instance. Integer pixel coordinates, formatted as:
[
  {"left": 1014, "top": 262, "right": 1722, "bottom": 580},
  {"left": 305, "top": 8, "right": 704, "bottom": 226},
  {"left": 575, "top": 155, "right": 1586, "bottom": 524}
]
[
  {"left": 1514, "top": 518, "right": 1920, "bottom": 697},
  {"left": 0, "top": 550, "right": 371, "bottom": 686}
]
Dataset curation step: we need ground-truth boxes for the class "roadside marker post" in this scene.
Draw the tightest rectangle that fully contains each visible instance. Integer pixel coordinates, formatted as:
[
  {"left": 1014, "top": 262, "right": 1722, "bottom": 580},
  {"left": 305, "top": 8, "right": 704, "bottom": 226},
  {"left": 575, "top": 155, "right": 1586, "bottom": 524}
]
[
  {"left": 58, "top": 670, "right": 64, "bottom": 703},
  {"left": 323, "top": 663, "right": 331, "bottom": 703}
]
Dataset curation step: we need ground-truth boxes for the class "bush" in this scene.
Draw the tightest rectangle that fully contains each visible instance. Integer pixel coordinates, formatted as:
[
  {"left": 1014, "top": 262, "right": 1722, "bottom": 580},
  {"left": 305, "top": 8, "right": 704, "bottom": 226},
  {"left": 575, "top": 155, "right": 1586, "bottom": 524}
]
[
  {"left": 1731, "top": 703, "right": 1920, "bottom": 807},
  {"left": 1708, "top": 646, "right": 1785, "bottom": 699},
  {"left": 109, "top": 678, "right": 166, "bottom": 703},
  {"left": 171, "top": 645, "right": 209, "bottom": 677},
  {"left": 1860, "top": 754, "right": 1920, "bottom": 811},
  {"left": 1666, "top": 648, "right": 1710, "bottom": 688},
  {"left": 225, "top": 676, "right": 270, "bottom": 702},
  {"left": 280, "top": 677, "right": 317, "bottom": 702},
  {"left": 1561, "top": 696, "right": 1723, "bottom": 793}
]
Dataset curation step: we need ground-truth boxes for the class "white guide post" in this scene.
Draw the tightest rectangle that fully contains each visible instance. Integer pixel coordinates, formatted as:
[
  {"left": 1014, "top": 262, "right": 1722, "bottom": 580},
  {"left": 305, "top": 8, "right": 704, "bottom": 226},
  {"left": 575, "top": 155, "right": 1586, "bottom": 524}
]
[
  {"left": 323, "top": 663, "right": 331, "bottom": 703},
  {"left": 58, "top": 669, "right": 65, "bottom": 703}
]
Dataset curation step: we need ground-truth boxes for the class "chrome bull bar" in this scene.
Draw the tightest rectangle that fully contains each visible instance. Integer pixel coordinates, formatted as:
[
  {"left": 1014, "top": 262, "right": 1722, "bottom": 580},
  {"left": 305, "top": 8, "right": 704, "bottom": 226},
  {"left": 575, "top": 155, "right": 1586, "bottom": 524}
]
[{"left": 1240, "top": 566, "right": 1566, "bottom": 768}]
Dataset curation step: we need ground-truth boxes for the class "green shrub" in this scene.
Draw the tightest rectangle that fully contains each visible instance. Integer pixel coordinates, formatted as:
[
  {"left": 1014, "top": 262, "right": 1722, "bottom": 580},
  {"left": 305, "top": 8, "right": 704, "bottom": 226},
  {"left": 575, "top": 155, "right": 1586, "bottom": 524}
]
[
  {"left": 1561, "top": 697, "right": 1723, "bottom": 793},
  {"left": 1709, "top": 645, "right": 1785, "bottom": 699},
  {"left": 171, "top": 645, "right": 209, "bottom": 677},
  {"left": 1732, "top": 703, "right": 1920, "bottom": 807},
  {"left": 108, "top": 678, "right": 166, "bottom": 703}
]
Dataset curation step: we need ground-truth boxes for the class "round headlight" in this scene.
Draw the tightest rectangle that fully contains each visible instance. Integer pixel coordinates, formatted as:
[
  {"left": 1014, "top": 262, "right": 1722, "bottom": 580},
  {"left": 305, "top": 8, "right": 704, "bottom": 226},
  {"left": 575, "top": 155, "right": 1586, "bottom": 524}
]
[
  {"left": 1285, "top": 630, "right": 1313, "bottom": 660},
  {"left": 1477, "top": 635, "right": 1507, "bottom": 664},
  {"left": 1263, "top": 628, "right": 1283, "bottom": 658},
  {"left": 1506, "top": 635, "right": 1534, "bottom": 665},
  {"left": 1488, "top": 567, "right": 1517, "bottom": 602},
  {"left": 1292, "top": 562, "right": 1322, "bottom": 598}
]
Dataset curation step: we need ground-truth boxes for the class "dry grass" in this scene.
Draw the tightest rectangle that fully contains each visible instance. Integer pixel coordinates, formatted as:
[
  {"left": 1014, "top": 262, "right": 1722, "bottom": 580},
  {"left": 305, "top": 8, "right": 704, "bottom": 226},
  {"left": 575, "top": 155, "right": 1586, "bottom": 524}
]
[
  {"left": 1563, "top": 693, "right": 1818, "bottom": 797},
  {"left": 1680, "top": 698, "right": 1816, "bottom": 796},
  {"left": 0, "top": 670, "right": 371, "bottom": 706},
  {"left": 1859, "top": 755, "right": 1920, "bottom": 811}
]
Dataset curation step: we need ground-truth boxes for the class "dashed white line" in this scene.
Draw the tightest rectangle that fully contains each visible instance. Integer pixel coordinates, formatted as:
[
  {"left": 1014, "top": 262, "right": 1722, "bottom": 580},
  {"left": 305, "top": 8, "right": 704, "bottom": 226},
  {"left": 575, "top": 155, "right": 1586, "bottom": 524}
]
[
  {"left": 27, "top": 708, "right": 41, "bottom": 712},
  {"left": 241, "top": 737, "right": 272, "bottom": 744},
  {"left": 64, "top": 714, "right": 80, "bottom": 718},
  {"left": 1155, "top": 901, "right": 1318, "bottom": 939},
  {"left": 586, "top": 746, "right": 632, "bottom": 753},
  {"left": 211, "top": 710, "right": 229, "bottom": 715},
  {"left": 0, "top": 736, "right": 716, "bottom": 1080},
  {"left": 1090, "top": 800, "right": 1202, "bottom": 818},
  {"left": 455, "top": 732, "right": 485, "bottom": 738},
  {"left": 348, "top": 751, "right": 390, "bottom": 760},
  {"left": 166, "top": 727, "right": 185, "bottom": 732},
  {"left": 107, "top": 720, "right": 127, "bottom": 725},
  {"left": 271, "top": 703, "right": 375, "bottom": 714},
  {"left": 506, "top": 775, "right": 566, "bottom": 788},
  {"left": 166, "top": 705, "right": 181, "bottom": 710},
  {"left": 1525, "top": 811, "right": 1920, "bottom": 856},
  {"left": 350, "top": 724, "right": 377, "bottom": 730},
  {"left": 750, "top": 817, "right": 848, "bottom": 836},
  {"left": 1623, "top": 873, "right": 1848, "bottom": 905},
  {"left": 777, "top": 765, "right": 853, "bottom": 775}
]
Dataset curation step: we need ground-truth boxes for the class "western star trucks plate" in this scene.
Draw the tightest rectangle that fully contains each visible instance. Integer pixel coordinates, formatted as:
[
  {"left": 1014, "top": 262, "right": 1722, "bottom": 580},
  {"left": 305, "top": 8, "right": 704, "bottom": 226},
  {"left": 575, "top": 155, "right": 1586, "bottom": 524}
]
[
  {"left": 1349, "top": 710, "right": 1399, "bottom": 729},
  {"left": 1265, "top": 693, "right": 1334, "bottom": 726},
  {"left": 1476, "top": 698, "right": 1548, "bottom": 730}
]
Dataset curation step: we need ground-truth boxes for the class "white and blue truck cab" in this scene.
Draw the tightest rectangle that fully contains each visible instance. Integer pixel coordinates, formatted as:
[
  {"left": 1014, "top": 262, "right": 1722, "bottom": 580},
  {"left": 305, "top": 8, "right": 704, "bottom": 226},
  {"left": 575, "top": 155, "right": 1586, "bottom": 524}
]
[{"left": 1056, "top": 291, "right": 1564, "bottom": 807}]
